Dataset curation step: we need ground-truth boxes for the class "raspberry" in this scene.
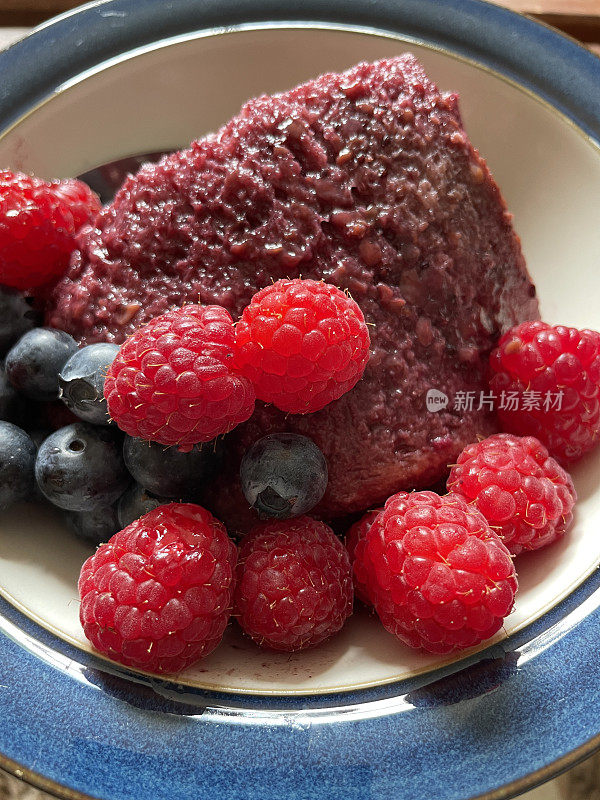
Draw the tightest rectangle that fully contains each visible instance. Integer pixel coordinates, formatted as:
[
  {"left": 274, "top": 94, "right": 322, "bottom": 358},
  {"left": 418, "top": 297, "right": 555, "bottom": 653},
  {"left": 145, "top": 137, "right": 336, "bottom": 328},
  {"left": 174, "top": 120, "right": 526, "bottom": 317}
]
[
  {"left": 78, "top": 503, "right": 237, "bottom": 674},
  {"left": 50, "top": 178, "right": 102, "bottom": 232},
  {"left": 489, "top": 321, "right": 600, "bottom": 463},
  {"left": 356, "top": 491, "right": 517, "bottom": 654},
  {"left": 235, "top": 278, "right": 370, "bottom": 413},
  {"left": 105, "top": 304, "right": 255, "bottom": 449},
  {"left": 345, "top": 508, "right": 382, "bottom": 604},
  {"left": 447, "top": 433, "right": 576, "bottom": 557},
  {"left": 234, "top": 516, "right": 353, "bottom": 651},
  {"left": 0, "top": 170, "right": 100, "bottom": 290}
]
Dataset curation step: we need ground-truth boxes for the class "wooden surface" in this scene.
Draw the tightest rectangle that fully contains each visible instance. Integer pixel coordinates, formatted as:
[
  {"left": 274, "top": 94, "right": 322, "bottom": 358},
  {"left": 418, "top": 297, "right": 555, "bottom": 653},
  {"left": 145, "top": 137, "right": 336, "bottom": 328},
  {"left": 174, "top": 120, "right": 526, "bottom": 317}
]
[{"left": 0, "top": 2, "right": 598, "bottom": 800}]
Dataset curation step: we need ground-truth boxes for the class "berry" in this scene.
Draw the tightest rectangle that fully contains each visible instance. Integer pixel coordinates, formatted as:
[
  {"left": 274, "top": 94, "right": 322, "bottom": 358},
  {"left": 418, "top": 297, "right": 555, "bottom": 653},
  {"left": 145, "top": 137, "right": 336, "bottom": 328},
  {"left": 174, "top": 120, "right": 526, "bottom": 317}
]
[
  {"left": 35, "top": 423, "right": 130, "bottom": 511},
  {"left": 0, "top": 362, "right": 17, "bottom": 421},
  {"left": 117, "top": 483, "right": 169, "bottom": 529},
  {"left": 345, "top": 508, "right": 382, "bottom": 603},
  {"left": 78, "top": 503, "right": 237, "bottom": 674},
  {"left": 6, "top": 327, "right": 78, "bottom": 401},
  {"left": 235, "top": 278, "right": 370, "bottom": 413},
  {"left": 65, "top": 504, "right": 120, "bottom": 546},
  {"left": 58, "top": 343, "right": 120, "bottom": 425},
  {"left": 234, "top": 516, "right": 353, "bottom": 651},
  {"left": 0, "top": 287, "right": 40, "bottom": 356},
  {"left": 489, "top": 321, "right": 600, "bottom": 463},
  {"left": 105, "top": 304, "right": 255, "bottom": 450},
  {"left": 0, "top": 170, "right": 100, "bottom": 290},
  {"left": 447, "top": 433, "right": 576, "bottom": 556},
  {"left": 122, "top": 435, "right": 216, "bottom": 500},
  {"left": 0, "top": 421, "right": 36, "bottom": 511},
  {"left": 240, "top": 433, "right": 328, "bottom": 519},
  {"left": 50, "top": 178, "right": 102, "bottom": 231},
  {"left": 356, "top": 491, "right": 518, "bottom": 654}
]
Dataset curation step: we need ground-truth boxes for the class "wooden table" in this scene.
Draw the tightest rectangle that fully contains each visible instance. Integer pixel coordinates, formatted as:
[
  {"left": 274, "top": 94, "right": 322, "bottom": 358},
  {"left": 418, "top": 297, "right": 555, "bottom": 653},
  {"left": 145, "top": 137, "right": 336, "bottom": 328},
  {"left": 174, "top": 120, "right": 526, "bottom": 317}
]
[{"left": 0, "top": 2, "right": 598, "bottom": 800}]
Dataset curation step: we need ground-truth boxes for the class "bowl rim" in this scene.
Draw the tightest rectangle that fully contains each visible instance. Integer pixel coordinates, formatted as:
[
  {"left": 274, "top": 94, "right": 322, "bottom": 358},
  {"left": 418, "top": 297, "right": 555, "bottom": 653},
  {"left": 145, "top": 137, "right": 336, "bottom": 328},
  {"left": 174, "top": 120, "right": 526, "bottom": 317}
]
[
  {"left": 1, "top": 3, "right": 600, "bottom": 800},
  {"left": 0, "top": 0, "right": 599, "bottom": 142}
]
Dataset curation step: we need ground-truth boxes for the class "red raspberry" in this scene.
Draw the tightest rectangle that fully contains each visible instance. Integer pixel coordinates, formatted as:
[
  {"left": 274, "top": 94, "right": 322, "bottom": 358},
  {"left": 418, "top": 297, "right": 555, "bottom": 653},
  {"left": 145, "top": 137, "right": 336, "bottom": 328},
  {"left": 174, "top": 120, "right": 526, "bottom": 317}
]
[
  {"left": 235, "top": 278, "right": 370, "bottom": 413},
  {"left": 105, "top": 304, "right": 255, "bottom": 449},
  {"left": 447, "top": 433, "right": 576, "bottom": 557},
  {"left": 0, "top": 170, "right": 100, "bottom": 290},
  {"left": 345, "top": 508, "right": 382, "bottom": 604},
  {"left": 78, "top": 503, "right": 237, "bottom": 674},
  {"left": 489, "top": 321, "right": 600, "bottom": 463},
  {"left": 234, "top": 516, "right": 353, "bottom": 651},
  {"left": 356, "top": 491, "right": 517, "bottom": 654}
]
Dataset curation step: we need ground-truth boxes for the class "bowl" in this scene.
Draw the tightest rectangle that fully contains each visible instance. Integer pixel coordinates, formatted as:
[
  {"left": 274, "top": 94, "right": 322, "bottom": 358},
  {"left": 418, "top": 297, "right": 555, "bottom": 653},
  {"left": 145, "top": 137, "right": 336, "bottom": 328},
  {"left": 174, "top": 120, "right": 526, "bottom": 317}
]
[{"left": 0, "top": 1, "right": 599, "bottom": 799}]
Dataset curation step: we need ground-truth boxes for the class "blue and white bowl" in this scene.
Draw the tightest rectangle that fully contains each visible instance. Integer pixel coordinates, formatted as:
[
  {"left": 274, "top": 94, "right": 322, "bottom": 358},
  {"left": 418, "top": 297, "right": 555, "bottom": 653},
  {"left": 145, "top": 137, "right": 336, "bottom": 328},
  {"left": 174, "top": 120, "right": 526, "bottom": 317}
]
[{"left": 0, "top": 1, "right": 599, "bottom": 798}]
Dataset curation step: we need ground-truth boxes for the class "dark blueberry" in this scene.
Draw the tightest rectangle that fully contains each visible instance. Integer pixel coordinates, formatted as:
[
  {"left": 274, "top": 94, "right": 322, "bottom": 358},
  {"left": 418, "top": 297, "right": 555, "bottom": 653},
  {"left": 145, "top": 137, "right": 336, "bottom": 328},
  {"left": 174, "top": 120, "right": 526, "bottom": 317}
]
[
  {"left": 123, "top": 436, "right": 216, "bottom": 500},
  {"left": 6, "top": 327, "right": 78, "bottom": 401},
  {"left": 240, "top": 433, "right": 328, "bottom": 519},
  {"left": 0, "top": 421, "right": 36, "bottom": 511},
  {"left": 65, "top": 504, "right": 121, "bottom": 546},
  {"left": 58, "top": 343, "right": 120, "bottom": 425},
  {"left": 0, "top": 286, "right": 40, "bottom": 356},
  {"left": 0, "top": 362, "right": 17, "bottom": 421},
  {"left": 35, "top": 423, "right": 130, "bottom": 512},
  {"left": 117, "top": 483, "right": 169, "bottom": 529}
]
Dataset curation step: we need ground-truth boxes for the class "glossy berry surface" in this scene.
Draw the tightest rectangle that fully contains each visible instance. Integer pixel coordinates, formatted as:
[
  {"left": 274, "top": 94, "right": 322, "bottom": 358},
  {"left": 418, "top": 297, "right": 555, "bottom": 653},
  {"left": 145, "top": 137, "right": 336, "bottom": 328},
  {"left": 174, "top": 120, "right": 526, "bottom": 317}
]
[
  {"left": 235, "top": 278, "right": 370, "bottom": 413},
  {"left": 35, "top": 422, "right": 129, "bottom": 512},
  {"left": 0, "top": 287, "right": 40, "bottom": 356},
  {"left": 355, "top": 491, "right": 518, "bottom": 654},
  {"left": 122, "top": 435, "right": 216, "bottom": 501},
  {"left": 0, "top": 170, "right": 100, "bottom": 290},
  {"left": 447, "top": 433, "right": 576, "bottom": 556},
  {"left": 65, "top": 504, "right": 121, "bottom": 546},
  {"left": 0, "top": 421, "right": 36, "bottom": 511},
  {"left": 489, "top": 321, "right": 600, "bottom": 464},
  {"left": 345, "top": 508, "right": 382, "bottom": 604},
  {"left": 5, "top": 327, "right": 78, "bottom": 401},
  {"left": 105, "top": 304, "right": 255, "bottom": 449},
  {"left": 240, "top": 433, "right": 328, "bottom": 519},
  {"left": 234, "top": 516, "right": 353, "bottom": 651},
  {"left": 58, "top": 343, "right": 120, "bottom": 425},
  {"left": 78, "top": 503, "right": 237, "bottom": 674},
  {"left": 117, "top": 483, "right": 169, "bottom": 529}
]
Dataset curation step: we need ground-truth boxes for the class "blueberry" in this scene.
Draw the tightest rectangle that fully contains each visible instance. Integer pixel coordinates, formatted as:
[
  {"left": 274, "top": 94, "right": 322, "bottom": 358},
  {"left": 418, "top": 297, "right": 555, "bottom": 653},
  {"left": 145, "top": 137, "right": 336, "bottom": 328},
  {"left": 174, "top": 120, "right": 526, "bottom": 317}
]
[
  {"left": 0, "top": 362, "right": 17, "bottom": 421},
  {"left": 6, "top": 327, "right": 78, "bottom": 401},
  {"left": 117, "top": 483, "right": 169, "bottom": 529},
  {"left": 65, "top": 504, "right": 121, "bottom": 546},
  {"left": 123, "top": 436, "right": 216, "bottom": 500},
  {"left": 0, "top": 286, "right": 40, "bottom": 356},
  {"left": 35, "top": 423, "right": 130, "bottom": 511},
  {"left": 240, "top": 433, "right": 328, "bottom": 519},
  {"left": 0, "top": 421, "right": 36, "bottom": 511},
  {"left": 58, "top": 343, "right": 120, "bottom": 425}
]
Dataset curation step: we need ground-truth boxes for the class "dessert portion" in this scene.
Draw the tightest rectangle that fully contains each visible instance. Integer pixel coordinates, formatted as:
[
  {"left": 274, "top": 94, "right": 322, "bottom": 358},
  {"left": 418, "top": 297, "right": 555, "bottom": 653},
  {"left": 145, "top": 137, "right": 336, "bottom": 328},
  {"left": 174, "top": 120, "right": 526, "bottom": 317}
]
[
  {"left": 46, "top": 55, "right": 538, "bottom": 523},
  {"left": 6, "top": 56, "right": 595, "bottom": 674}
]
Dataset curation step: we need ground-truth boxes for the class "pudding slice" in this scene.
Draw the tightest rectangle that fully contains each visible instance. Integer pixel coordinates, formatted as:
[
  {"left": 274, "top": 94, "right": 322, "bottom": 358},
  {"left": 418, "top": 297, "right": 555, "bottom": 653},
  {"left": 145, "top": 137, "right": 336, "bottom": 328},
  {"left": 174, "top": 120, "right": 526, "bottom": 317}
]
[{"left": 47, "top": 55, "right": 538, "bottom": 526}]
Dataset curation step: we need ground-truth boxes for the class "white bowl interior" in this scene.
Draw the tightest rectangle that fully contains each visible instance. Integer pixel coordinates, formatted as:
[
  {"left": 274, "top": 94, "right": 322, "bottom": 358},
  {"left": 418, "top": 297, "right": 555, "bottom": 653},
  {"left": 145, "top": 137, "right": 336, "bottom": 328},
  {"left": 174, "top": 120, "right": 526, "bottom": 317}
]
[{"left": 0, "top": 26, "right": 599, "bottom": 694}]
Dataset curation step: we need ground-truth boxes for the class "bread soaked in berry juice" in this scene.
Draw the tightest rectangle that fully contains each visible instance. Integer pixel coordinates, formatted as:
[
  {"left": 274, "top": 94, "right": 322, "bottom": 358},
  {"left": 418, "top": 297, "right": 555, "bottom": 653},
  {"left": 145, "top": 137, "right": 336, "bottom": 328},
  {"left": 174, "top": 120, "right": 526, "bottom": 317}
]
[{"left": 46, "top": 55, "right": 539, "bottom": 524}]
